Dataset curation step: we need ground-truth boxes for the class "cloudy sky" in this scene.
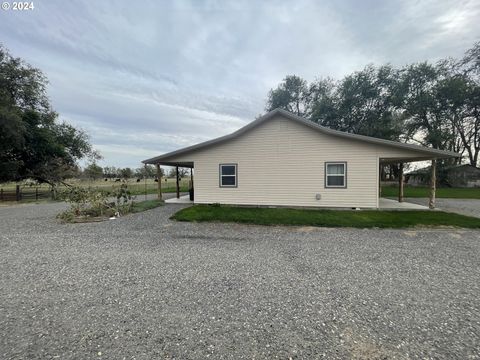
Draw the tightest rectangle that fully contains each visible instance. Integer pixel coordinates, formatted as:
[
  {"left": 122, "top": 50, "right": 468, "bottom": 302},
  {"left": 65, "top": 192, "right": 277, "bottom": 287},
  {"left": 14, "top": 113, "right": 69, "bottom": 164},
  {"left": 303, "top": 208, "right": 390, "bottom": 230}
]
[{"left": 1, "top": 0, "right": 479, "bottom": 168}]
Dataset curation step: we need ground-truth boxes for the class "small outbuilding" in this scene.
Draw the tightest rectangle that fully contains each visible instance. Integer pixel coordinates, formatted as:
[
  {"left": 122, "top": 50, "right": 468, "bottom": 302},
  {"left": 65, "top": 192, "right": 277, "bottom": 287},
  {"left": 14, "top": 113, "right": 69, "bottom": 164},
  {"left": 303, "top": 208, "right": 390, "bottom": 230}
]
[
  {"left": 143, "top": 109, "right": 460, "bottom": 209},
  {"left": 407, "top": 164, "right": 480, "bottom": 188}
]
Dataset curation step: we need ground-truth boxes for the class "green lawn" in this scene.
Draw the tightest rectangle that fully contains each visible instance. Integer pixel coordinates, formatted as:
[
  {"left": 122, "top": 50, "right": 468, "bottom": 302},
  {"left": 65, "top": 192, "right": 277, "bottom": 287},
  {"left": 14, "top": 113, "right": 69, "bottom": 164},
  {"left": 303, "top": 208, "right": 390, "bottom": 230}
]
[
  {"left": 172, "top": 205, "right": 480, "bottom": 229},
  {"left": 381, "top": 186, "right": 480, "bottom": 199}
]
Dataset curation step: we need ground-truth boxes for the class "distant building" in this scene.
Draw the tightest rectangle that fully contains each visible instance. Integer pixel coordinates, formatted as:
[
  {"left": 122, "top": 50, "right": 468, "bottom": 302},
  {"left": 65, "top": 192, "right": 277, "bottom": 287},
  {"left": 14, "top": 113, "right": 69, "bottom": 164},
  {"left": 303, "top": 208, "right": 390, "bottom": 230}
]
[{"left": 407, "top": 164, "right": 480, "bottom": 188}]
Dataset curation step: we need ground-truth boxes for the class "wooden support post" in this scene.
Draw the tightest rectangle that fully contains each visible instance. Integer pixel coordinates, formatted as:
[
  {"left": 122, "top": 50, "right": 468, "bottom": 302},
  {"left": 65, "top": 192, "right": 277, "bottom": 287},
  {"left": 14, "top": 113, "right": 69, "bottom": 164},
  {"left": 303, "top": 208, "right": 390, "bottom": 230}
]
[
  {"left": 429, "top": 159, "right": 436, "bottom": 209},
  {"left": 144, "top": 164, "right": 147, "bottom": 201},
  {"left": 16, "top": 185, "right": 20, "bottom": 201},
  {"left": 176, "top": 166, "right": 180, "bottom": 199},
  {"left": 379, "top": 164, "right": 382, "bottom": 198},
  {"left": 189, "top": 168, "right": 194, "bottom": 201},
  {"left": 156, "top": 164, "right": 162, "bottom": 200},
  {"left": 398, "top": 163, "right": 404, "bottom": 203}
]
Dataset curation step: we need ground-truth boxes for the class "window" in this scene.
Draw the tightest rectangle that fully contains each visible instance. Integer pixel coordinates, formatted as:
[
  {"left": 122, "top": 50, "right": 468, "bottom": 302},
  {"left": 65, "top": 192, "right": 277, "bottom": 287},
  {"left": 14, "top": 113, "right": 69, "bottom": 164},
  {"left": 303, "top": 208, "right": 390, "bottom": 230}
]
[
  {"left": 325, "top": 162, "right": 347, "bottom": 188},
  {"left": 220, "top": 164, "right": 237, "bottom": 187}
]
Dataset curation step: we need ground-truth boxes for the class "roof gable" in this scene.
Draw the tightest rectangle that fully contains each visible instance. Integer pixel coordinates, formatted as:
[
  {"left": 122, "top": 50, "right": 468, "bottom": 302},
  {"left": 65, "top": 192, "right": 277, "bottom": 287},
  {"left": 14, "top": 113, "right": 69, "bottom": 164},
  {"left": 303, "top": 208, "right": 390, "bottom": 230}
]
[{"left": 143, "top": 109, "right": 461, "bottom": 164}]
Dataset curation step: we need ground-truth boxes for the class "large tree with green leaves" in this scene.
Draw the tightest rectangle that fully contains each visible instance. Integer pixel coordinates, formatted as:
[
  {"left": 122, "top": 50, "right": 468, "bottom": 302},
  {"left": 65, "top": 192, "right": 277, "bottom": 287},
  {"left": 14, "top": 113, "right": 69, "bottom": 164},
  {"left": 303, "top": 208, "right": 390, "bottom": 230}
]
[
  {"left": 456, "top": 42, "right": 480, "bottom": 166},
  {"left": 0, "top": 45, "right": 95, "bottom": 184},
  {"left": 323, "top": 65, "right": 405, "bottom": 141},
  {"left": 266, "top": 43, "right": 480, "bottom": 166},
  {"left": 134, "top": 165, "right": 161, "bottom": 179},
  {"left": 266, "top": 75, "right": 310, "bottom": 117},
  {"left": 83, "top": 163, "right": 103, "bottom": 180}
]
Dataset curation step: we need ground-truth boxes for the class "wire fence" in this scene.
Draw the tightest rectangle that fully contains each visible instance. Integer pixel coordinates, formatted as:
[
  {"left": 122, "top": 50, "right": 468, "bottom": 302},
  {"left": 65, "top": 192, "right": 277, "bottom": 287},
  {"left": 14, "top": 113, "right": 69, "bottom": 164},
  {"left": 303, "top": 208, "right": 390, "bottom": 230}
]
[{"left": 0, "top": 179, "right": 191, "bottom": 202}]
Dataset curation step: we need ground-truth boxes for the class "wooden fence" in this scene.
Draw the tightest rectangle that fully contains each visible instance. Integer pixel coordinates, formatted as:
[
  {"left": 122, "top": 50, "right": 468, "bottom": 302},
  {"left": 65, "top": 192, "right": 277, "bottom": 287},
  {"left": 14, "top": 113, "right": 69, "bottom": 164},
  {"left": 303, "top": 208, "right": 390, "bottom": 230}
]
[{"left": 0, "top": 185, "right": 54, "bottom": 202}]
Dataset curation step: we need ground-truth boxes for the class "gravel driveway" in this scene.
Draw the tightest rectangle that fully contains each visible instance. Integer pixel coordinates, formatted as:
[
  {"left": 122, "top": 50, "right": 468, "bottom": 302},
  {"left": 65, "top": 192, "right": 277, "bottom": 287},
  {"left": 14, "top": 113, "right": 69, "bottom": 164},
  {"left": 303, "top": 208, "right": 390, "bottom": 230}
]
[{"left": 1, "top": 201, "right": 479, "bottom": 359}]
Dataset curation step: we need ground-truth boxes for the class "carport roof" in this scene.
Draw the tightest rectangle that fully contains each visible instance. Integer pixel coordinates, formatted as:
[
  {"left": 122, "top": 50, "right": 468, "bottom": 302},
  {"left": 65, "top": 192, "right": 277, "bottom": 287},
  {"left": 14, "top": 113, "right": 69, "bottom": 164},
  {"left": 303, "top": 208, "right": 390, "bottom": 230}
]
[{"left": 142, "top": 108, "right": 461, "bottom": 164}]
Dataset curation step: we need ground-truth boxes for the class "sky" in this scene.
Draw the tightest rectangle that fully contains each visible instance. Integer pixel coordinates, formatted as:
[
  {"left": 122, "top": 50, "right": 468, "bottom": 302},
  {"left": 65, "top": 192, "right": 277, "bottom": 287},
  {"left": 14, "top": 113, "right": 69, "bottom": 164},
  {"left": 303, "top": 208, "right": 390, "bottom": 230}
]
[{"left": 1, "top": 0, "right": 479, "bottom": 168}]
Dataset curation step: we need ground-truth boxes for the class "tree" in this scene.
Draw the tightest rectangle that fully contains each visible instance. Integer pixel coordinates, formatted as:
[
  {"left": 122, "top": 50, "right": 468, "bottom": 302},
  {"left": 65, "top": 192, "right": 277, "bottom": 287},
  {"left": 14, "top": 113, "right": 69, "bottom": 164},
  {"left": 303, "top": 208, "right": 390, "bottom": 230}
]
[
  {"left": 315, "top": 65, "right": 405, "bottom": 141},
  {"left": 397, "top": 51, "right": 479, "bottom": 165},
  {"left": 134, "top": 165, "right": 160, "bottom": 178},
  {"left": 395, "top": 62, "right": 454, "bottom": 150},
  {"left": 0, "top": 45, "right": 95, "bottom": 184},
  {"left": 84, "top": 163, "right": 103, "bottom": 180},
  {"left": 266, "top": 68, "right": 406, "bottom": 141},
  {"left": 265, "top": 42, "right": 480, "bottom": 166},
  {"left": 103, "top": 166, "right": 119, "bottom": 179},
  {"left": 167, "top": 167, "right": 189, "bottom": 178},
  {"left": 457, "top": 42, "right": 480, "bottom": 166},
  {"left": 308, "top": 78, "right": 338, "bottom": 128},
  {"left": 266, "top": 75, "right": 310, "bottom": 116},
  {"left": 119, "top": 167, "right": 133, "bottom": 179}
]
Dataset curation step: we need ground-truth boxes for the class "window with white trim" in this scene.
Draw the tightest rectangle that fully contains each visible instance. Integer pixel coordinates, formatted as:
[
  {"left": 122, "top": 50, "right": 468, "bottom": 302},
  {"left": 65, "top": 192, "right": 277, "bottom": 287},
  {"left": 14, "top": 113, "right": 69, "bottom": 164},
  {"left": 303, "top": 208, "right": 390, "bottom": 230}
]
[
  {"left": 220, "top": 164, "right": 237, "bottom": 187},
  {"left": 325, "top": 162, "right": 346, "bottom": 188}
]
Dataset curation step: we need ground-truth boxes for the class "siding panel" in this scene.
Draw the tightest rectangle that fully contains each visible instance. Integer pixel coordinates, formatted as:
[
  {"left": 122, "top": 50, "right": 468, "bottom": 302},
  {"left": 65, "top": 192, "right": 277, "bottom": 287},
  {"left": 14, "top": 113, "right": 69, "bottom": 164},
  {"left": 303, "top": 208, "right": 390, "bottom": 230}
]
[{"left": 168, "top": 115, "right": 427, "bottom": 208}]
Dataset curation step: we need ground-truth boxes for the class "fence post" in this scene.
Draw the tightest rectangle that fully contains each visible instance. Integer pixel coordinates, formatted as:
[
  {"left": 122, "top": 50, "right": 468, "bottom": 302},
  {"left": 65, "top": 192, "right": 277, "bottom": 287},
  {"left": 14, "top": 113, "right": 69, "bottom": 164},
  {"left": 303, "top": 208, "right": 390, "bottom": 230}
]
[
  {"left": 35, "top": 187, "right": 39, "bottom": 201},
  {"left": 16, "top": 185, "right": 21, "bottom": 201},
  {"left": 0, "top": 188, "right": 3, "bottom": 201}
]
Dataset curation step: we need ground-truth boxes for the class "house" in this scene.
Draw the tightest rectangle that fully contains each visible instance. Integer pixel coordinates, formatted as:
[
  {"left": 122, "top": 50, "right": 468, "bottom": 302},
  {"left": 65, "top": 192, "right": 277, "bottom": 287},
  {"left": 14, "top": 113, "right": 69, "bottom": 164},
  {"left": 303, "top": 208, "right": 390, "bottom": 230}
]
[
  {"left": 407, "top": 164, "right": 480, "bottom": 188},
  {"left": 143, "top": 109, "right": 459, "bottom": 209}
]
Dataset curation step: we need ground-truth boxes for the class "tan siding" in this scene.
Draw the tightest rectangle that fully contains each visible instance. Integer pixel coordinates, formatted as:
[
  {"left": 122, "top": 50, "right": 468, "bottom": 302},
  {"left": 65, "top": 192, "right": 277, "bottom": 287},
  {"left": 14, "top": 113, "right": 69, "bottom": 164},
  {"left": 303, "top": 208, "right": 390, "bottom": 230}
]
[{"left": 168, "top": 115, "right": 434, "bottom": 208}]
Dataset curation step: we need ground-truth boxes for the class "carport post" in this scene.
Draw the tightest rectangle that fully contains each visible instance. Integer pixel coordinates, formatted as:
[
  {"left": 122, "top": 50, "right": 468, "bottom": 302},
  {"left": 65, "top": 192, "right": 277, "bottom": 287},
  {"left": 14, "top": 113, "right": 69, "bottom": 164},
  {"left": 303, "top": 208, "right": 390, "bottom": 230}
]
[
  {"left": 398, "top": 163, "right": 404, "bottom": 203},
  {"left": 429, "top": 159, "right": 436, "bottom": 209},
  {"left": 379, "top": 164, "right": 382, "bottom": 198},
  {"left": 156, "top": 164, "right": 162, "bottom": 200},
  {"left": 176, "top": 166, "right": 180, "bottom": 199}
]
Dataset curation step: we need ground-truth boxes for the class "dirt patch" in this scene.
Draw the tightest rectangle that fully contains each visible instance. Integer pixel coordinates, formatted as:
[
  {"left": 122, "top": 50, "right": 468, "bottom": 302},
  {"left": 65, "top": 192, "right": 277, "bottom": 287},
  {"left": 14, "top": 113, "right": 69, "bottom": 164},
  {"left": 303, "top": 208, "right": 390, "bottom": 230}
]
[
  {"left": 296, "top": 226, "right": 319, "bottom": 233},
  {"left": 342, "top": 327, "right": 406, "bottom": 360}
]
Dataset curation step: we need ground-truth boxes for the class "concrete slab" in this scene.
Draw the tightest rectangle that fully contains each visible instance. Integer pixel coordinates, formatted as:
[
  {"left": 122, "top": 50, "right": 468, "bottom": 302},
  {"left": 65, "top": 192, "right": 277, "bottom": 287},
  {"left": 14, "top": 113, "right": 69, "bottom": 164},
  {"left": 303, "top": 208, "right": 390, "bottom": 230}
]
[
  {"left": 165, "top": 197, "right": 430, "bottom": 209},
  {"left": 404, "top": 198, "right": 480, "bottom": 218},
  {"left": 165, "top": 195, "right": 193, "bottom": 204},
  {"left": 379, "top": 197, "right": 430, "bottom": 210}
]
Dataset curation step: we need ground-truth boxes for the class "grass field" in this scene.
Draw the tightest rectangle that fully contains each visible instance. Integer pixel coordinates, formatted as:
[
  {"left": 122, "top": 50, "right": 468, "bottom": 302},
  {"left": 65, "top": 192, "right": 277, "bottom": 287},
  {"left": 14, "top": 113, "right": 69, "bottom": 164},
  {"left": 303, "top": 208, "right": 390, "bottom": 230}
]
[
  {"left": 172, "top": 205, "right": 480, "bottom": 229},
  {"left": 381, "top": 185, "right": 480, "bottom": 199}
]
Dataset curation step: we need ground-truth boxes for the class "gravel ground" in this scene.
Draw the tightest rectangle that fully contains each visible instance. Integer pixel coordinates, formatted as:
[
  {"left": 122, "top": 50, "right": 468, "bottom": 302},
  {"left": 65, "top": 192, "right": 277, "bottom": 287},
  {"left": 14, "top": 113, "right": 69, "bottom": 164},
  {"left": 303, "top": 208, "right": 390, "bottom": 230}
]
[
  {"left": 1, "top": 201, "right": 479, "bottom": 359},
  {"left": 404, "top": 198, "right": 480, "bottom": 218}
]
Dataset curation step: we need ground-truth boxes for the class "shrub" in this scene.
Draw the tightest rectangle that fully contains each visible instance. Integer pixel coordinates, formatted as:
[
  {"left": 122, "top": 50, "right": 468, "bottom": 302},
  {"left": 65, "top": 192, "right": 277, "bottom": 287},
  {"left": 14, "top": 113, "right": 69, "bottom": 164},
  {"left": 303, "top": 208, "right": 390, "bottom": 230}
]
[
  {"left": 111, "top": 183, "right": 134, "bottom": 214},
  {"left": 57, "top": 184, "right": 136, "bottom": 221}
]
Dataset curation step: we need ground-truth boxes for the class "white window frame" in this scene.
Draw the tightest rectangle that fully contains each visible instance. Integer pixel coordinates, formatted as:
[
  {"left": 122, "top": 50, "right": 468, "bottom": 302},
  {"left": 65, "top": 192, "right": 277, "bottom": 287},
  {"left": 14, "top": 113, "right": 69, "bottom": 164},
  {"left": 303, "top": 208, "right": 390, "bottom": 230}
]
[
  {"left": 219, "top": 164, "right": 237, "bottom": 188},
  {"left": 325, "top": 162, "right": 347, "bottom": 188}
]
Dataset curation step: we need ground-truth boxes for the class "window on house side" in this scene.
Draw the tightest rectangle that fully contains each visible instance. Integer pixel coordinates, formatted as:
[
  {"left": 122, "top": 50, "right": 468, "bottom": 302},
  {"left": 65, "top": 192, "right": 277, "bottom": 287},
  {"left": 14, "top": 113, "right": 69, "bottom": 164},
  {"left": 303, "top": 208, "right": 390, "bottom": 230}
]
[
  {"left": 220, "top": 164, "right": 237, "bottom": 187},
  {"left": 325, "top": 162, "right": 346, "bottom": 188}
]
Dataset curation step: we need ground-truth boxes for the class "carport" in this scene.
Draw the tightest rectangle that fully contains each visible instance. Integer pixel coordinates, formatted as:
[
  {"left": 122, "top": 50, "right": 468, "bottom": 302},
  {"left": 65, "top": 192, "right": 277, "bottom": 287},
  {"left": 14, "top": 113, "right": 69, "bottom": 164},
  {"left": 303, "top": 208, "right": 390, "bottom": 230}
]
[
  {"left": 380, "top": 157, "right": 443, "bottom": 209},
  {"left": 142, "top": 160, "right": 194, "bottom": 201}
]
